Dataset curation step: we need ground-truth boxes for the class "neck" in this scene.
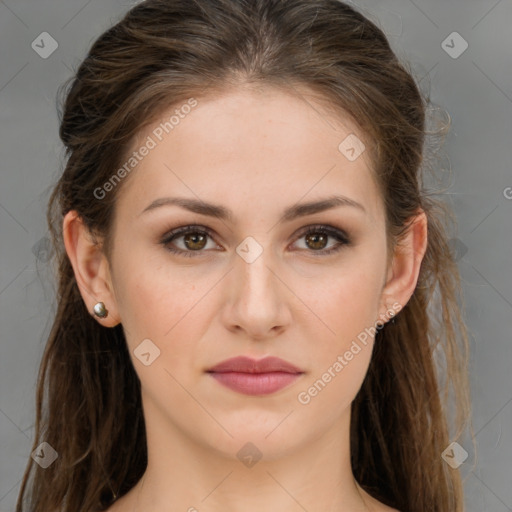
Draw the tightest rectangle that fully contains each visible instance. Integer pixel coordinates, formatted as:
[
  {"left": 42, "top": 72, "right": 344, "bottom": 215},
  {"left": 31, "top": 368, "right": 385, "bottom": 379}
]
[{"left": 121, "top": 396, "right": 372, "bottom": 512}]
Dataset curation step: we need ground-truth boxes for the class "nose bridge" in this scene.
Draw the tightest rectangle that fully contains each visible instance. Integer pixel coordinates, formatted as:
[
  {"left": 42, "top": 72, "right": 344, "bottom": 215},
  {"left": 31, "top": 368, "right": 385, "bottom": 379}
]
[
  {"left": 224, "top": 233, "right": 291, "bottom": 336},
  {"left": 235, "top": 234, "right": 278, "bottom": 301}
]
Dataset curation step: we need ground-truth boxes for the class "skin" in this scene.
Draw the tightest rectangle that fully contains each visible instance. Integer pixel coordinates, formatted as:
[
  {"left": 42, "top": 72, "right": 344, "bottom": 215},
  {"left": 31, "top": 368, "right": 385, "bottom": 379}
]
[{"left": 63, "top": 83, "right": 427, "bottom": 512}]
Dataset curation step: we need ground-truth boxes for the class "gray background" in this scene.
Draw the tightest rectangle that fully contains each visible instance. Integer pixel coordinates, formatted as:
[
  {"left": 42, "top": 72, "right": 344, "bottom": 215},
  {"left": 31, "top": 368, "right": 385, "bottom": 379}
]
[{"left": 0, "top": 0, "right": 511, "bottom": 510}]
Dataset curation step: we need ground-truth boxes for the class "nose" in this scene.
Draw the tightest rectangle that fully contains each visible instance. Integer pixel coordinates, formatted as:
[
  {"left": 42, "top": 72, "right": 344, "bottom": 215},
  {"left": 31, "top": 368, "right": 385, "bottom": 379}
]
[{"left": 220, "top": 240, "right": 292, "bottom": 340}]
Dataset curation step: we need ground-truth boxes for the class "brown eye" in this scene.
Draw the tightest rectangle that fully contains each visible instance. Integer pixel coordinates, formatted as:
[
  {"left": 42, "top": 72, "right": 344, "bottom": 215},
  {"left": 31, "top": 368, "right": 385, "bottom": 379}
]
[
  {"left": 293, "top": 225, "right": 351, "bottom": 255},
  {"left": 304, "top": 232, "right": 329, "bottom": 250},
  {"left": 161, "top": 226, "right": 217, "bottom": 257},
  {"left": 183, "top": 232, "right": 208, "bottom": 250},
  {"left": 161, "top": 223, "right": 351, "bottom": 258}
]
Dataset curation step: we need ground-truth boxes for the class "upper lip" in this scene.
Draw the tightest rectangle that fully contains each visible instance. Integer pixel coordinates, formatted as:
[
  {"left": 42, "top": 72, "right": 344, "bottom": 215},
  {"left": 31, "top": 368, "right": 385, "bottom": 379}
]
[{"left": 207, "top": 356, "right": 304, "bottom": 374}]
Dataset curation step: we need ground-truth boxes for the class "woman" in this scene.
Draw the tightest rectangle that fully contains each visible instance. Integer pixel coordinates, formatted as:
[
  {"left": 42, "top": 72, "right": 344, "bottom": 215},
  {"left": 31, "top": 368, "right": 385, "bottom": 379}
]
[{"left": 16, "top": 0, "right": 472, "bottom": 511}]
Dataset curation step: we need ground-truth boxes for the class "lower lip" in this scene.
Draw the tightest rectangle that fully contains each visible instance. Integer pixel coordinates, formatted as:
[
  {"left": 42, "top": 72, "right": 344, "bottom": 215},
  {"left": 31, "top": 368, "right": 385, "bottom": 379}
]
[{"left": 208, "top": 371, "right": 302, "bottom": 396}]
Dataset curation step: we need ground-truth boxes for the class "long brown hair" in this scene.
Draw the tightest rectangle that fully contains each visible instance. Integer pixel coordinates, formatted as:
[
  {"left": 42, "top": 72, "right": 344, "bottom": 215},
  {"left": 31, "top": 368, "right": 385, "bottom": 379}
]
[{"left": 16, "top": 1, "right": 472, "bottom": 511}]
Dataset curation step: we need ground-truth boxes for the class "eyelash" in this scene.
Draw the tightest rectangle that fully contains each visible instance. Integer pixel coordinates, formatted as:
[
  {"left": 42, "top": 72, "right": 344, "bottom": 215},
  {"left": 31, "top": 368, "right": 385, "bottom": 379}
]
[{"left": 160, "top": 224, "right": 351, "bottom": 258}]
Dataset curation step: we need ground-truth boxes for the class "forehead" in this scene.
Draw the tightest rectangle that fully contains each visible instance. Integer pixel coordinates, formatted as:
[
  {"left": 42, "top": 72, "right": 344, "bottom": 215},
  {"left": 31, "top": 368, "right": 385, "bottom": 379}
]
[{"left": 115, "top": 85, "right": 383, "bottom": 224}]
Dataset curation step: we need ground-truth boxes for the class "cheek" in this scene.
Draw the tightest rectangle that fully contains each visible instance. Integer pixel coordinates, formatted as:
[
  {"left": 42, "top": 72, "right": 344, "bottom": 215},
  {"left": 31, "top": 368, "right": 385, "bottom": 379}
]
[
  {"left": 113, "top": 261, "right": 225, "bottom": 393},
  {"left": 296, "top": 267, "right": 381, "bottom": 415},
  {"left": 111, "top": 248, "right": 202, "bottom": 349},
  {"left": 308, "top": 258, "right": 384, "bottom": 344},
  {"left": 297, "top": 344, "right": 373, "bottom": 424}
]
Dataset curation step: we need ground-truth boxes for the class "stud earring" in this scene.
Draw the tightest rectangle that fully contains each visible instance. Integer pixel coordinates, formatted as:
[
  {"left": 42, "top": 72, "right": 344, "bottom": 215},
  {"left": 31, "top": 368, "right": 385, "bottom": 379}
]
[{"left": 93, "top": 301, "right": 108, "bottom": 318}]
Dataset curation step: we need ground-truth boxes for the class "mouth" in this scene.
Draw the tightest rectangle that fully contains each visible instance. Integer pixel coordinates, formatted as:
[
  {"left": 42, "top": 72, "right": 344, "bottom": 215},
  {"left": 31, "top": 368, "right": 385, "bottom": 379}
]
[{"left": 206, "top": 356, "right": 305, "bottom": 396}]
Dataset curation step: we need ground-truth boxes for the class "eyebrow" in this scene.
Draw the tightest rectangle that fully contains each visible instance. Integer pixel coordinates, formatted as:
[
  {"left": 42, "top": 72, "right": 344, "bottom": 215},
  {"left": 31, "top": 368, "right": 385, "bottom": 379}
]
[{"left": 139, "top": 194, "right": 366, "bottom": 223}]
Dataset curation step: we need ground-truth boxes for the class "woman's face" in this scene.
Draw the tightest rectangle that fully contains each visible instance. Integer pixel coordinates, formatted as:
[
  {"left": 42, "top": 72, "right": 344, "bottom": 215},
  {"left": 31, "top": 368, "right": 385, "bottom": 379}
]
[{"left": 106, "top": 85, "right": 395, "bottom": 457}]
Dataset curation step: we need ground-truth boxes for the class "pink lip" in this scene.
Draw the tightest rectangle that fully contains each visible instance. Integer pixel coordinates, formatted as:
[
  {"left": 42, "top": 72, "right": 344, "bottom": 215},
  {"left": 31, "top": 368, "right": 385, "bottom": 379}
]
[{"left": 207, "top": 356, "right": 304, "bottom": 396}]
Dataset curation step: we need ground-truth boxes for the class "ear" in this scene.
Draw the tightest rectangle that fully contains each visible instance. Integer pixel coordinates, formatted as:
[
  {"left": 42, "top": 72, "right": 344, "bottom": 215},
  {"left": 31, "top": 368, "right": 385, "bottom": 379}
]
[
  {"left": 378, "top": 209, "right": 428, "bottom": 322},
  {"left": 62, "top": 210, "right": 121, "bottom": 327}
]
